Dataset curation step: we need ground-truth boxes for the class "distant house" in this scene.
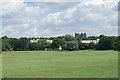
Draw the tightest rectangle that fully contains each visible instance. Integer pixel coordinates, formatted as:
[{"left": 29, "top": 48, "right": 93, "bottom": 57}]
[
  {"left": 30, "top": 39, "right": 53, "bottom": 43},
  {"left": 46, "top": 40, "right": 53, "bottom": 43},
  {"left": 30, "top": 38, "right": 99, "bottom": 44},
  {"left": 81, "top": 39, "right": 100, "bottom": 44},
  {"left": 30, "top": 39, "right": 39, "bottom": 43}
]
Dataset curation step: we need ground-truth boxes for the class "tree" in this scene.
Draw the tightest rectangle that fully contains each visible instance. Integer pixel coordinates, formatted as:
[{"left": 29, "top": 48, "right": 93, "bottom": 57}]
[
  {"left": 0, "top": 38, "right": 1, "bottom": 53},
  {"left": 64, "top": 35, "right": 75, "bottom": 42},
  {"left": 75, "top": 33, "right": 87, "bottom": 40},
  {"left": 29, "top": 43, "right": 39, "bottom": 50},
  {"left": 99, "top": 35, "right": 106, "bottom": 39},
  {"left": 87, "top": 36, "right": 99, "bottom": 40},
  {"left": 78, "top": 42, "right": 90, "bottom": 50},
  {"left": 29, "top": 39, "right": 51, "bottom": 50},
  {"left": 9, "top": 38, "right": 19, "bottom": 51},
  {"left": 88, "top": 42, "right": 96, "bottom": 49},
  {"left": 10, "top": 37, "right": 30, "bottom": 51},
  {"left": 63, "top": 41, "right": 78, "bottom": 51},
  {"left": 114, "top": 36, "right": 120, "bottom": 51},
  {"left": 19, "top": 37, "right": 30, "bottom": 50},
  {"left": 51, "top": 37, "right": 65, "bottom": 50},
  {"left": 78, "top": 42, "right": 85, "bottom": 50},
  {"left": 2, "top": 36, "right": 12, "bottom": 51},
  {"left": 38, "top": 39, "right": 51, "bottom": 50},
  {"left": 96, "top": 37, "right": 114, "bottom": 50}
]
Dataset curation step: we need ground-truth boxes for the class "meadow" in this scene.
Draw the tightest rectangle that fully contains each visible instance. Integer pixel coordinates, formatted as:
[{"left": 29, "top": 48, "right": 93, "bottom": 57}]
[
  {"left": 2, "top": 50, "right": 118, "bottom": 78},
  {"left": 0, "top": 54, "right": 2, "bottom": 79}
]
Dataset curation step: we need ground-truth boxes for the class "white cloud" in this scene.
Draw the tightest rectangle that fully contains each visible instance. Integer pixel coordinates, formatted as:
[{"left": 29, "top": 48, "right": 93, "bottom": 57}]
[
  {"left": 1, "top": 0, "right": 118, "bottom": 37},
  {"left": 64, "top": 6, "right": 77, "bottom": 19},
  {"left": 86, "top": 13, "right": 107, "bottom": 21},
  {"left": 24, "top": 0, "right": 79, "bottom": 2},
  {"left": 24, "top": 6, "right": 45, "bottom": 15},
  {"left": 1, "top": 0, "right": 25, "bottom": 16},
  {"left": 42, "top": 12, "right": 66, "bottom": 25},
  {"left": 42, "top": 6, "right": 77, "bottom": 25}
]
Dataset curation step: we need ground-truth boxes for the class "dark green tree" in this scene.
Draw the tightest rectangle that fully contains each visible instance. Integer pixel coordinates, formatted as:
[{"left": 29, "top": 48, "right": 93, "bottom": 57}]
[
  {"left": 96, "top": 37, "right": 114, "bottom": 50},
  {"left": 63, "top": 41, "right": 78, "bottom": 51},
  {"left": 2, "top": 36, "right": 12, "bottom": 51},
  {"left": 51, "top": 37, "right": 65, "bottom": 50},
  {"left": 88, "top": 42, "right": 96, "bottom": 49},
  {"left": 64, "top": 35, "right": 75, "bottom": 42},
  {"left": 114, "top": 36, "right": 120, "bottom": 51},
  {"left": 75, "top": 33, "right": 87, "bottom": 40}
]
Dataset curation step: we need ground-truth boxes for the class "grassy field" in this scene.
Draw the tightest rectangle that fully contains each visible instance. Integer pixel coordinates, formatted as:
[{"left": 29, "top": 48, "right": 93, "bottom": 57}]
[
  {"left": 2, "top": 50, "right": 118, "bottom": 78},
  {"left": 0, "top": 54, "right": 2, "bottom": 79}
]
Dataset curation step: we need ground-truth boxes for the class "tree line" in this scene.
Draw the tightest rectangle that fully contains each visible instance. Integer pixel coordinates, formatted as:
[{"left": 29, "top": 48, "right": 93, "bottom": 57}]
[{"left": 1, "top": 33, "right": 120, "bottom": 51}]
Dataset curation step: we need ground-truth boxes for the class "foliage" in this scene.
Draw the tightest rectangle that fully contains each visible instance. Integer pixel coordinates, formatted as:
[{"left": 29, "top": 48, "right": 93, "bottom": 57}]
[
  {"left": 75, "top": 33, "right": 87, "bottom": 40},
  {"left": 51, "top": 37, "right": 65, "bottom": 50},
  {"left": 63, "top": 41, "right": 78, "bottom": 51},
  {"left": 2, "top": 36, "right": 12, "bottom": 51},
  {"left": 29, "top": 39, "right": 51, "bottom": 50},
  {"left": 64, "top": 35, "right": 75, "bottom": 42},
  {"left": 1, "top": 35, "right": 119, "bottom": 51},
  {"left": 114, "top": 36, "right": 120, "bottom": 51},
  {"left": 96, "top": 37, "right": 115, "bottom": 50},
  {"left": 87, "top": 36, "right": 99, "bottom": 40}
]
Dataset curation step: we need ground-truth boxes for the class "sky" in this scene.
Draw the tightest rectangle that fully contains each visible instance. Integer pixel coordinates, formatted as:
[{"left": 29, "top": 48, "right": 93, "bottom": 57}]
[{"left": 1, "top": 0, "right": 119, "bottom": 38}]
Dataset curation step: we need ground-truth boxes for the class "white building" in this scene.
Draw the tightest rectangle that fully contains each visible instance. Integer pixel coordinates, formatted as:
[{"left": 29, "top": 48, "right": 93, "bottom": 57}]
[
  {"left": 30, "top": 39, "right": 53, "bottom": 43},
  {"left": 81, "top": 39, "right": 100, "bottom": 44},
  {"left": 30, "top": 39, "right": 99, "bottom": 44},
  {"left": 30, "top": 39, "right": 39, "bottom": 43},
  {"left": 46, "top": 40, "right": 53, "bottom": 43}
]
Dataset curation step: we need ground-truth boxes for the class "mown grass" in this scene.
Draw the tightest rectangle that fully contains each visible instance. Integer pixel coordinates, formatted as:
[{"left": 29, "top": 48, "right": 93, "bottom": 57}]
[
  {"left": 0, "top": 54, "right": 2, "bottom": 79},
  {"left": 2, "top": 50, "right": 118, "bottom": 78}
]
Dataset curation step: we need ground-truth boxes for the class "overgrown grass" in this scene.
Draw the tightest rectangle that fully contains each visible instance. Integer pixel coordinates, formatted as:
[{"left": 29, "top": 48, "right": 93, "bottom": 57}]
[{"left": 2, "top": 50, "right": 118, "bottom": 78}]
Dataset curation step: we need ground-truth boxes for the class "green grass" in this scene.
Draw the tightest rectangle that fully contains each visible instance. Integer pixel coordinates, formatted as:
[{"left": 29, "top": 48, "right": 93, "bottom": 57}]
[
  {"left": 2, "top": 50, "right": 118, "bottom": 78},
  {"left": 0, "top": 54, "right": 2, "bottom": 79}
]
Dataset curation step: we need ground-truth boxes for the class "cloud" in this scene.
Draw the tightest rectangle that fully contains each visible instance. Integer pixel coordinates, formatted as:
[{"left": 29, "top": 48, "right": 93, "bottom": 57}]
[
  {"left": 1, "top": 0, "right": 25, "bottom": 16},
  {"left": 42, "top": 6, "right": 77, "bottom": 25},
  {"left": 64, "top": 6, "right": 77, "bottom": 19},
  {"left": 86, "top": 13, "right": 107, "bottom": 21},
  {"left": 24, "top": 0, "right": 81, "bottom": 2},
  {"left": 28, "top": 2, "right": 79, "bottom": 10},
  {"left": 42, "top": 12, "right": 65, "bottom": 25},
  {"left": 1, "top": 0, "right": 118, "bottom": 37},
  {"left": 24, "top": 6, "right": 45, "bottom": 15}
]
